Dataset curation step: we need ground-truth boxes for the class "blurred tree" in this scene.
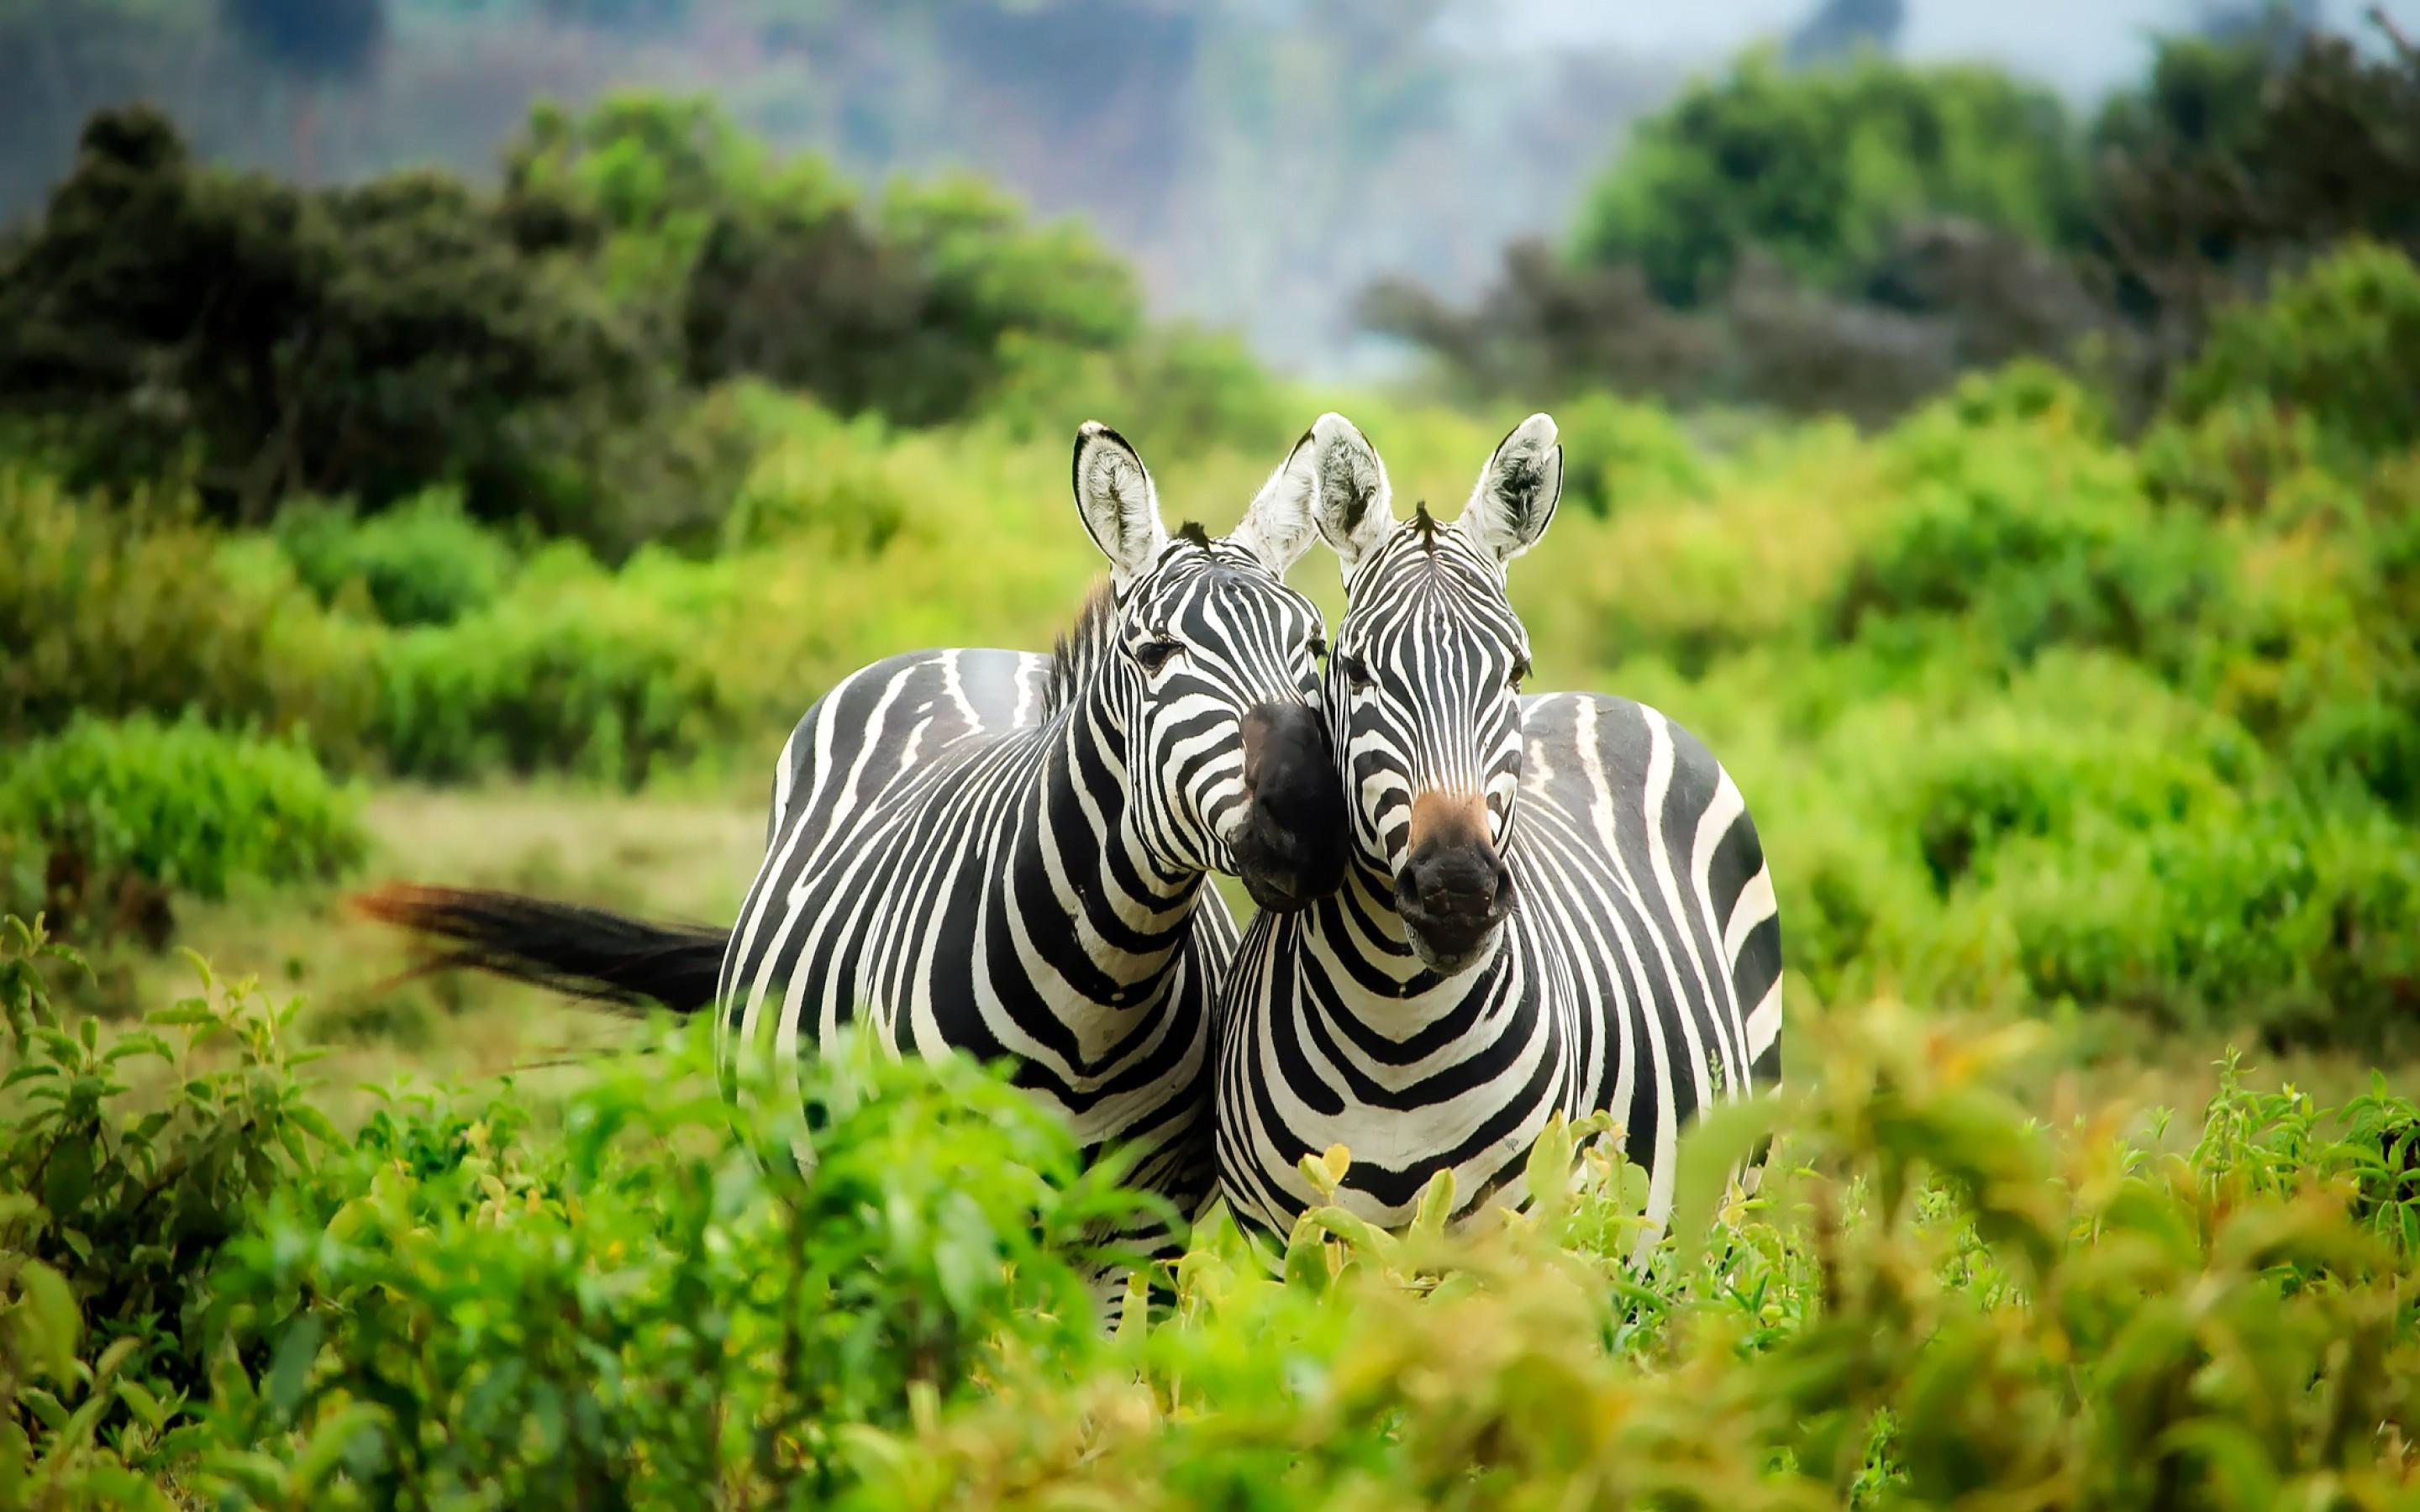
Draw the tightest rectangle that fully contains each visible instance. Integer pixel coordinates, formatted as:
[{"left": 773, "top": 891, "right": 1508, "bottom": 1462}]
[
  {"left": 0, "top": 107, "right": 650, "bottom": 529},
  {"left": 1786, "top": 0, "right": 1906, "bottom": 66},
  {"left": 2088, "top": 16, "right": 2420, "bottom": 406},
  {"left": 1571, "top": 50, "right": 2090, "bottom": 308}
]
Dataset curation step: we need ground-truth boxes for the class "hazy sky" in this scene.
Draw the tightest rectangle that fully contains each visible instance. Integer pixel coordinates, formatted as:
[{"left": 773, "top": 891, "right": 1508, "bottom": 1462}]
[{"left": 1476, "top": 0, "right": 2420, "bottom": 97}]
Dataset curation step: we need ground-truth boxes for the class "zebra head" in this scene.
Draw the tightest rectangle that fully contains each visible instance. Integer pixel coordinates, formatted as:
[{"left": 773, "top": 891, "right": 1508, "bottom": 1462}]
[
  {"left": 1071, "top": 420, "right": 1350, "bottom": 913},
  {"left": 1312, "top": 412, "right": 1564, "bottom": 974}
]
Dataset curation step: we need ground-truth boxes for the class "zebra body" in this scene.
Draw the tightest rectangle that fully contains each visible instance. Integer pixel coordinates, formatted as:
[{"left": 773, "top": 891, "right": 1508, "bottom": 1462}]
[
  {"left": 718, "top": 638, "right": 1238, "bottom": 1221},
  {"left": 1213, "top": 413, "right": 1783, "bottom": 1244},
  {"left": 358, "top": 421, "right": 1349, "bottom": 1309}
]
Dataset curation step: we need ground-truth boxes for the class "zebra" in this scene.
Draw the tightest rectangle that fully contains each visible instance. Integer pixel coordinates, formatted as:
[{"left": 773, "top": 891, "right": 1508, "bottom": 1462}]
[
  {"left": 359, "top": 418, "right": 1354, "bottom": 1309},
  {"left": 1213, "top": 412, "right": 1784, "bottom": 1252}
]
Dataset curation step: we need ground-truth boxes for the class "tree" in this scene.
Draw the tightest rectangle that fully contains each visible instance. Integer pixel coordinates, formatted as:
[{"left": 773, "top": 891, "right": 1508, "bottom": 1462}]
[
  {"left": 0, "top": 107, "right": 651, "bottom": 531},
  {"left": 1570, "top": 50, "right": 2090, "bottom": 307},
  {"left": 1786, "top": 0, "right": 1906, "bottom": 66}
]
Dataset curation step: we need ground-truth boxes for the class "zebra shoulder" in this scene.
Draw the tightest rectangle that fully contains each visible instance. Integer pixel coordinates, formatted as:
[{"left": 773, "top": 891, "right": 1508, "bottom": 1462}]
[{"left": 1520, "top": 690, "right": 1768, "bottom": 906}]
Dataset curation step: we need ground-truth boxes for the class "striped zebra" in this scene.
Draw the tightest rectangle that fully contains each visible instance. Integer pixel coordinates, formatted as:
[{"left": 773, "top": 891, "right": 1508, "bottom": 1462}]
[
  {"left": 1213, "top": 412, "right": 1784, "bottom": 1249},
  {"left": 360, "top": 419, "right": 1351, "bottom": 1306}
]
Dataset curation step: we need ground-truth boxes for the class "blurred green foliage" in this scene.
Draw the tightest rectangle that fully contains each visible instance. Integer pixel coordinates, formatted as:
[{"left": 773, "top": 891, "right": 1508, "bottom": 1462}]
[
  {"left": 0, "top": 716, "right": 366, "bottom": 943},
  {"left": 0, "top": 94, "right": 1194, "bottom": 551},
  {"left": 6, "top": 243, "right": 2420, "bottom": 1047},
  {"left": 274, "top": 490, "right": 519, "bottom": 627},
  {"left": 1376, "top": 15, "right": 2420, "bottom": 429},
  {"left": 4, "top": 923, "right": 2415, "bottom": 1506},
  {"left": 1572, "top": 48, "right": 2088, "bottom": 307}
]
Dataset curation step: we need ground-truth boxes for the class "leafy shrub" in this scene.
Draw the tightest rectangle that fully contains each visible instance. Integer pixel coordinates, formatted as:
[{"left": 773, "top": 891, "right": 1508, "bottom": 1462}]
[
  {"left": 2, "top": 920, "right": 340, "bottom": 1500},
  {"left": 851, "top": 1003, "right": 2418, "bottom": 1509},
  {"left": 2163, "top": 241, "right": 2420, "bottom": 470},
  {"left": 719, "top": 404, "right": 913, "bottom": 556},
  {"left": 275, "top": 489, "right": 518, "bottom": 627},
  {"left": 0, "top": 472, "right": 377, "bottom": 755},
  {"left": 1549, "top": 391, "right": 1714, "bottom": 516},
  {"left": 1831, "top": 415, "right": 2223, "bottom": 673},
  {"left": 0, "top": 716, "right": 366, "bottom": 940},
  {"left": 1998, "top": 795, "right": 2420, "bottom": 1046},
  {"left": 370, "top": 557, "right": 755, "bottom": 788},
  {"left": 10, "top": 924, "right": 2420, "bottom": 1504},
  {"left": 986, "top": 325, "right": 1296, "bottom": 461},
  {"left": 197, "top": 1023, "right": 1155, "bottom": 1505}
]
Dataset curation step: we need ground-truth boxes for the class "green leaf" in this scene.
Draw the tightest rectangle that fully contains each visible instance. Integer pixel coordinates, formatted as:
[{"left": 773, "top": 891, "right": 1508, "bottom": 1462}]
[
  {"left": 266, "top": 1314, "right": 325, "bottom": 1420},
  {"left": 115, "top": 1378, "right": 169, "bottom": 1431},
  {"left": 16, "top": 1259, "right": 79, "bottom": 1378},
  {"left": 1669, "top": 1094, "right": 1787, "bottom": 1278}
]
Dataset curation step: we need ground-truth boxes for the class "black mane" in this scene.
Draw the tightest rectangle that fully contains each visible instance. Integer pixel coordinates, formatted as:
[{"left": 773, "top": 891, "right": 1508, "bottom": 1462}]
[{"left": 1044, "top": 580, "right": 1118, "bottom": 720}]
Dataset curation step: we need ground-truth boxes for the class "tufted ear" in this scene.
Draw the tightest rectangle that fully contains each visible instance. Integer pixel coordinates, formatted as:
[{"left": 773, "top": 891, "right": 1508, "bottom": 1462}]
[
  {"left": 1297, "top": 412, "right": 1394, "bottom": 576},
  {"left": 1071, "top": 421, "right": 1170, "bottom": 589},
  {"left": 1457, "top": 412, "right": 1562, "bottom": 567}
]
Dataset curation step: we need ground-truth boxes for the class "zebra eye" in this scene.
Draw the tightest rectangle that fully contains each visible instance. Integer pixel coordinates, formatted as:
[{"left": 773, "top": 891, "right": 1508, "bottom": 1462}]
[
  {"left": 1134, "top": 638, "right": 1182, "bottom": 675},
  {"left": 1336, "top": 652, "right": 1375, "bottom": 689},
  {"left": 1508, "top": 655, "right": 1531, "bottom": 692},
  {"left": 1306, "top": 633, "right": 1328, "bottom": 665}
]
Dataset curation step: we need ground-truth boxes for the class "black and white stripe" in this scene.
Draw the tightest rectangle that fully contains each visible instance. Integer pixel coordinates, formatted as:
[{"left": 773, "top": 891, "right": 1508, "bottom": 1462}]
[
  {"left": 1214, "top": 413, "right": 1784, "bottom": 1249},
  {"left": 717, "top": 422, "right": 1343, "bottom": 1296},
  {"left": 358, "top": 422, "right": 1350, "bottom": 1320}
]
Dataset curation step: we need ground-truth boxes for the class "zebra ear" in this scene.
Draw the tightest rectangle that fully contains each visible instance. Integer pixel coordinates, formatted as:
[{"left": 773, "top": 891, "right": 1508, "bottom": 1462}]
[
  {"left": 1458, "top": 412, "right": 1563, "bottom": 567},
  {"left": 1072, "top": 421, "right": 1171, "bottom": 589},
  {"left": 1298, "top": 412, "right": 1394, "bottom": 576},
  {"left": 1228, "top": 420, "right": 1326, "bottom": 575}
]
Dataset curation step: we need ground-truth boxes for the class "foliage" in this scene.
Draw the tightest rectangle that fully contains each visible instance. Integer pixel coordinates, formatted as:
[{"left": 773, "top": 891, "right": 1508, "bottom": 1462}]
[
  {"left": 274, "top": 489, "right": 518, "bottom": 627},
  {"left": 2, "top": 919, "right": 340, "bottom": 1507},
  {"left": 1570, "top": 48, "right": 2089, "bottom": 309},
  {"left": 0, "top": 470, "right": 378, "bottom": 754},
  {"left": 2161, "top": 239, "right": 2420, "bottom": 470},
  {"left": 0, "top": 107, "right": 655, "bottom": 537},
  {"left": 0, "top": 716, "right": 366, "bottom": 944},
  {"left": 13, "top": 922, "right": 2414, "bottom": 1505}
]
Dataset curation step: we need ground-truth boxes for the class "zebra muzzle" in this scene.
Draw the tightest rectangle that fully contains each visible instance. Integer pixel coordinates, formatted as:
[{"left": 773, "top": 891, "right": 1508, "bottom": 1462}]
[
  {"left": 1395, "top": 791, "right": 1514, "bottom": 971},
  {"left": 1233, "top": 702, "right": 1349, "bottom": 912}
]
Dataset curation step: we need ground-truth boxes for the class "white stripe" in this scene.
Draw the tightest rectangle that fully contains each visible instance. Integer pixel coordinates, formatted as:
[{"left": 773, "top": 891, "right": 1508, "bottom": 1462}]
[
  {"left": 1724, "top": 864, "right": 1777, "bottom": 972},
  {"left": 1744, "top": 977, "right": 1782, "bottom": 1060}
]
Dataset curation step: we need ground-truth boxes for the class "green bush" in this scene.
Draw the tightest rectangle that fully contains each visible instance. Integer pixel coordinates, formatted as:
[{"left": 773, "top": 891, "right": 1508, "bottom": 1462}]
[
  {"left": 2, "top": 921, "right": 342, "bottom": 1501},
  {"left": 7, "top": 921, "right": 2417, "bottom": 1506},
  {"left": 1570, "top": 49, "right": 2088, "bottom": 307},
  {"left": 0, "top": 472, "right": 377, "bottom": 755},
  {"left": 1997, "top": 795, "right": 2420, "bottom": 1046},
  {"left": 2163, "top": 241, "right": 2420, "bottom": 471},
  {"left": 197, "top": 1026, "right": 1154, "bottom": 1505},
  {"left": 370, "top": 556, "right": 755, "bottom": 788},
  {"left": 275, "top": 489, "right": 518, "bottom": 627},
  {"left": 0, "top": 716, "right": 366, "bottom": 936},
  {"left": 1831, "top": 412, "right": 2223, "bottom": 674}
]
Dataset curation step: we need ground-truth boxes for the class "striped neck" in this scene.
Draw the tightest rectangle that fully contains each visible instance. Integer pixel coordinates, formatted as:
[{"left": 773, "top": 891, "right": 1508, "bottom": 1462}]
[
  {"left": 1311, "top": 858, "right": 1511, "bottom": 1021},
  {"left": 1013, "top": 647, "right": 1206, "bottom": 1007}
]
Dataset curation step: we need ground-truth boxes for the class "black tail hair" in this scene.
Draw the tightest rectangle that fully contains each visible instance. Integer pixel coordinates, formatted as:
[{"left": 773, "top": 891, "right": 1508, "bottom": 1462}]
[{"left": 351, "top": 884, "right": 728, "bottom": 1015}]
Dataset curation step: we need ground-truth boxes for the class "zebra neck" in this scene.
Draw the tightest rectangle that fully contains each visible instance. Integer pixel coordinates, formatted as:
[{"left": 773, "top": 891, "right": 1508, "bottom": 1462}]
[
  {"left": 1313, "top": 860, "right": 1512, "bottom": 1025},
  {"left": 1017, "top": 683, "right": 1204, "bottom": 1003}
]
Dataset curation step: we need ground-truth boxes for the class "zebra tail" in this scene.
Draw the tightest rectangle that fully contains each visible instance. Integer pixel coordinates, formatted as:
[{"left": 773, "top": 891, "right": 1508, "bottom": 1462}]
[{"left": 350, "top": 883, "right": 728, "bottom": 1015}]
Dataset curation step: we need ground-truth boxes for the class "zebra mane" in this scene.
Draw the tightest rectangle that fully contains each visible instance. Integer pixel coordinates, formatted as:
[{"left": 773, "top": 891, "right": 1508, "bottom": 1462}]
[
  {"left": 1044, "top": 580, "right": 1120, "bottom": 720},
  {"left": 1043, "top": 524, "right": 1218, "bottom": 718},
  {"left": 1410, "top": 501, "right": 1442, "bottom": 548}
]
